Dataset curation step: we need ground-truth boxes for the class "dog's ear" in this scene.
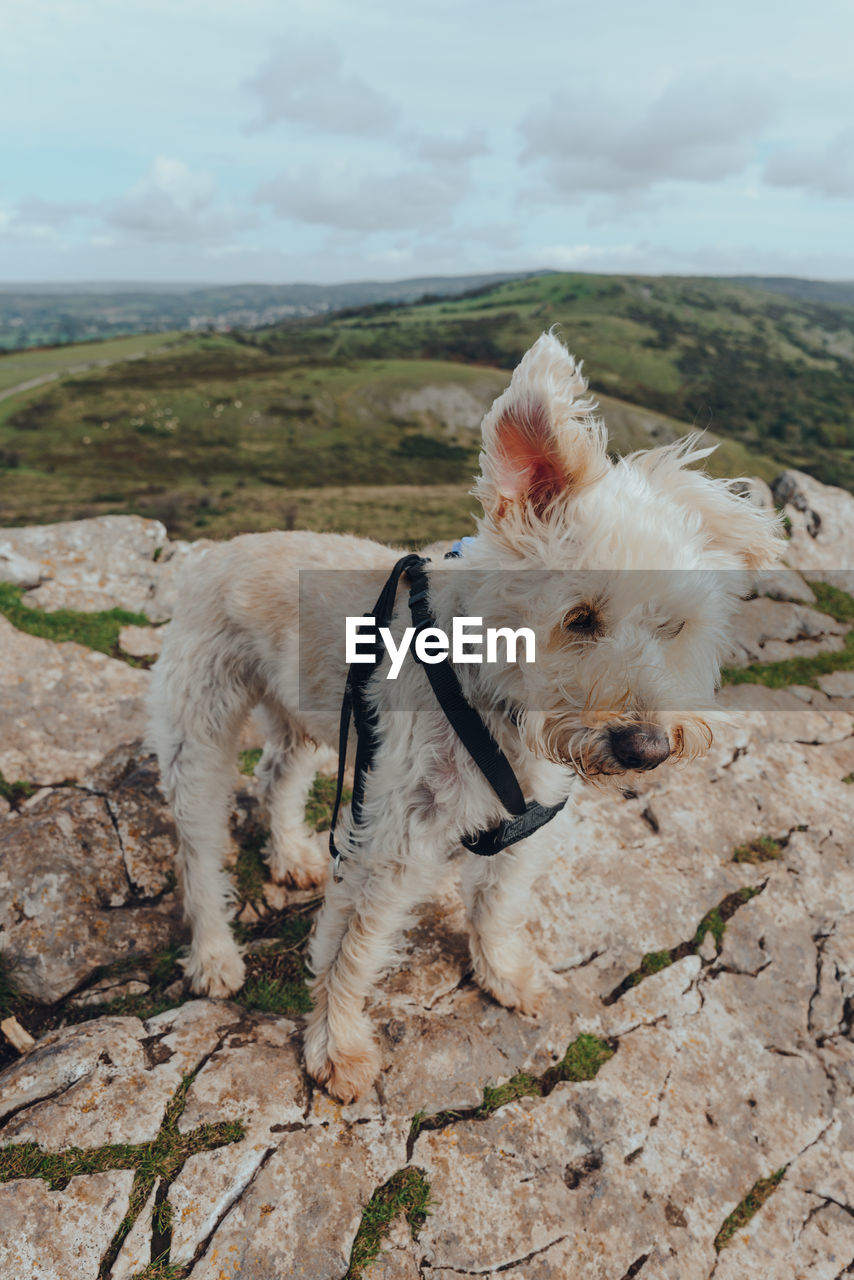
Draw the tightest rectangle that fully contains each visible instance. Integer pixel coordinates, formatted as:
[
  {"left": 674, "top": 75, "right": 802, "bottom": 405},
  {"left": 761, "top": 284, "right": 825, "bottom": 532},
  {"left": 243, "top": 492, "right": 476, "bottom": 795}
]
[
  {"left": 636, "top": 438, "right": 785, "bottom": 570},
  {"left": 475, "top": 332, "right": 609, "bottom": 524}
]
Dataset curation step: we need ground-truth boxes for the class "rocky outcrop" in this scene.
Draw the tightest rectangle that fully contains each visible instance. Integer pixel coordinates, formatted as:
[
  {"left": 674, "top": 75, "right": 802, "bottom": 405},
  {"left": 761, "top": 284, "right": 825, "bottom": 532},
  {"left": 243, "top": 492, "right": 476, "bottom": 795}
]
[
  {"left": 0, "top": 497, "right": 852, "bottom": 1279},
  {"left": 773, "top": 469, "right": 854, "bottom": 586},
  {"left": 0, "top": 515, "right": 211, "bottom": 621},
  {"left": 0, "top": 617, "right": 150, "bottom": 782}
]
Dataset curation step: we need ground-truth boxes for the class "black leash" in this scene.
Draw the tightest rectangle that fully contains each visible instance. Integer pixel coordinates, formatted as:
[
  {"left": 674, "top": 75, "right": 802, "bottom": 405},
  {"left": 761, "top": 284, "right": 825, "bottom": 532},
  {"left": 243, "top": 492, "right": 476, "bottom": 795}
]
[{"left": 328, "top": 554, "right": 567, "bottom": 876}]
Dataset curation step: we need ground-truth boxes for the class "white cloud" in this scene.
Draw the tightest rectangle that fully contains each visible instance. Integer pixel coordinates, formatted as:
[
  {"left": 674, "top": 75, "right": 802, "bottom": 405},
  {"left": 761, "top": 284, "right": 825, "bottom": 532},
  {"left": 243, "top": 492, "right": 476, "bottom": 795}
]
[
  {"left": 764, "top": 126, "right": 854, "bottom": 198},
  {"left": 255, "top": 139, "right": 479, "bottom": 233},
  {"left": 410, "top": 130, "right": 489, "bottom": 166},
  {"left": 106, "top": 157, "right": 251, "bottom": 243},
  {"left": 245, "top": 38, "right": 397, "bottom": 136},
  {"left": 521, "top": 72, "right": 778, "bottom": 199}
]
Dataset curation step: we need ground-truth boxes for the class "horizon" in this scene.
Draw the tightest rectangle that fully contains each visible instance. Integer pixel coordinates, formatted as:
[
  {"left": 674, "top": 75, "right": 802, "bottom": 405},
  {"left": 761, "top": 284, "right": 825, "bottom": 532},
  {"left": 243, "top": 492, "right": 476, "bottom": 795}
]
[{"left": 2, "top": 267, "right": 854, "bottom": 292}]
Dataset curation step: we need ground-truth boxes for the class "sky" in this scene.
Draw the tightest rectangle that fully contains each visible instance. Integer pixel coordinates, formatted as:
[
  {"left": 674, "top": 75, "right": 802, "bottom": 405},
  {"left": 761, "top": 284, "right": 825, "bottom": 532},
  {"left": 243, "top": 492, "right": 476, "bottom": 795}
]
[{"left": 2, "top": 0, "right": 853, "bottom": 284}]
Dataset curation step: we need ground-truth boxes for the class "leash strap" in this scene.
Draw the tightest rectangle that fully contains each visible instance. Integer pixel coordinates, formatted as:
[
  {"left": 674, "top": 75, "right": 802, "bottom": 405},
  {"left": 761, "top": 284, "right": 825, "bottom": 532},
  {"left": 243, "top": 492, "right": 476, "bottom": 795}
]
[{"left": 328, "top": 554, "right": 567, "bottom": 873}]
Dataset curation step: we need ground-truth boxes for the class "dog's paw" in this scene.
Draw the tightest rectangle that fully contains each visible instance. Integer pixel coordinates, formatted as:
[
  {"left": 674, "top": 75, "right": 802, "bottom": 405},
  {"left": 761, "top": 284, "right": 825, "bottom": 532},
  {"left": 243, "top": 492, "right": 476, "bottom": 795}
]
[
  {"left": 266, "top": 829, "right": 328, "bottom": 888},
  {"left": 474, "top": 956, "right": 552, "bottom": 1017},
  {"left": 308, "top": 1044, "right": 381, "bottom": 1103},
  {"left": 182, "top": 943, "right": 245, "bottom": 998}
]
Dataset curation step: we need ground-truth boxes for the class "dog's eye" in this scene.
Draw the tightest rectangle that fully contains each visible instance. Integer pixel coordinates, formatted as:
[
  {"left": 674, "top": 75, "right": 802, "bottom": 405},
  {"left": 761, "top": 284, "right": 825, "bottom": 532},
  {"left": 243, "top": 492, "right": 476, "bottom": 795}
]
[
  {"left": 658, "top": 619, "right": 686, "bottom": 639},
  {"left": 563, "top": 604, "right": 600, "bottom": 635}
]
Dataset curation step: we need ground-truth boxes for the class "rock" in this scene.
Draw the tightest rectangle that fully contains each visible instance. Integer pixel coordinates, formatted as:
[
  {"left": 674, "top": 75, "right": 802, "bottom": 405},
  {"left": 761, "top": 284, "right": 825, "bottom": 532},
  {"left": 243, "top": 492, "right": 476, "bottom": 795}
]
[
  {"left": 0, "top": 617, "right": 149, "bottom": 783},
  {"left": 362, "top": 1214, "right": 423, "bottom": 1280},
  {"left": 118, "top": 622, "right": 166, "bottom": 657},
  {"left": 0, "top": 783, "right": 179, "bottom": 1003},
  {"left": 0, "top": 1171, "right": 134, "bottom": 1280},
  {"left": 723, "top": 596, "right": 846, "bottom": 668},
  {"left": 1, "top": 515, "right": 167, "bottom": 613},
  {"left": 0, "top": 1002, "right": 243, "bottom": 1149},
  {"left": 69, "top": 976, "right": 151, "bottom": 1009},
  {"left": 171, "top": 1122, "right": 406, "bottom": 1278},
  {"left": 110, "top": 1178, "right": 161, "bottom": 1280},
  {"left": 752, "top": 566, "right": 816, "bottom": 604},
  {"left": 0, "top": 515, "right": 214, "bottom": 622},
  {"left": 86, "top": 741, "right": 179, "bottom": 898},
  {"left": 772, "top": 470, "right": 854, "bottom": 586},
  {"left": 0, "top": 491, "right": 853, "bottom": 1276},
  {"left": 818, "top": 670, "right": 854, "bottom": 698},
  {"left": 0, "top": 540, "right": 45, "bottom": 589}
]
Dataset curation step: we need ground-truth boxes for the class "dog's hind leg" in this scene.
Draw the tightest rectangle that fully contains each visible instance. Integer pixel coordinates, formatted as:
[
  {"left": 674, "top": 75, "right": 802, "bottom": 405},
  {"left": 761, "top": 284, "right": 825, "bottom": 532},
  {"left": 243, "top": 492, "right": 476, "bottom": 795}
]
[
  {"left": 253, "top": 704, "right": 329, "bottom": 888},
  {"left": 304, "top": 844, "right": 441, "bottom": 1102},
  {"left": 161, "top": 735, "right": 247, "bottom": 997},
  {"left": 461, "top": 832, "right": 556, "bottom": 1016},
  {"left": 151, "top": 652, "right": 253, "bottom": 999}
]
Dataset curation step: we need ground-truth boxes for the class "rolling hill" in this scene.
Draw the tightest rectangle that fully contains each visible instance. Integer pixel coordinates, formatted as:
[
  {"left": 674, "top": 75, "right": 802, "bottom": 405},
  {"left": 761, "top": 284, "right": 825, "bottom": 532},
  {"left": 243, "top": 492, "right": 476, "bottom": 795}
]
[{"left": 1, "top": 270, "right": 852, "bottom": 545}]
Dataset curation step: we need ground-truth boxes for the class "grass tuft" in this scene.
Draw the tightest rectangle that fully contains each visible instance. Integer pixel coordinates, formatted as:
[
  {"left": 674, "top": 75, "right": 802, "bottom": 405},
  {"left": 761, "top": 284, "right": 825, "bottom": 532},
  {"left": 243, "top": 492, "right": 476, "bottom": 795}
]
[
  {"left": 714, "top": 1168, "right": 786, "bottom": 1251},
  {"left": 344, "top": 1167, "right": 431, "bottom": 1280},
  {"left": 234, "top": 826, "right": 269, "bottom": 905},
  {"left": 0, "top": 770, "right": 37, "bottom": 809},
  {"left": 305, "top": 774, "right": 348, "bottom": 831},
  {"left": 238, "top": 748, "right": 263, "bottom": 776},
  {"left": 628, "top": 950, "right": 672, "bottom": 988},
  {"left": 0, "top": 581, "right": 150, "bottom": 662},
  {"left": 733, "top": 837, "right": 783, "bottom": 864},
  {"left": 606, "top": 884, "right": 765, "bottom": 1003},
  {"left": 551, "top": 1032, "right": 615, "bottom": 1084},
  {"left": 0, "top": 952, "right": 18, "bottom": 1019},
  {"left": 807, "top": 581, "right": 854, "bottom": 625}
]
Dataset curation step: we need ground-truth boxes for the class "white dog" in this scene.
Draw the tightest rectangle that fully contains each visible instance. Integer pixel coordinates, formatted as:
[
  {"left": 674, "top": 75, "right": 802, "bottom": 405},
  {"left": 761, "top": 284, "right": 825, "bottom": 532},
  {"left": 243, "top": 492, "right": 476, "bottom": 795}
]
[{"left": 148, "top": 333, "right": 782, "bottom": 1102}]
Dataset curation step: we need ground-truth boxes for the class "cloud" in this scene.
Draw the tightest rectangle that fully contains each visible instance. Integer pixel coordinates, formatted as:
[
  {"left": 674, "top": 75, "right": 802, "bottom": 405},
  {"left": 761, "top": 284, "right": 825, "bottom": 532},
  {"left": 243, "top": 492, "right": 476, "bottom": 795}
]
[
  {"left": 245, "top": 39, "right": 397, "bottom": 136},
  {"left": 106, "top": 157, "right": 250, "bottom": 243},
  {"left": 0, "top": 196, "right": 93, "bottom": 242},
  {"left": 521, "top": 72, "right": 778, "bottom": 198},
  {"left": 763, "top": 127, "right": 854, "bottom": 198},
  {"left": 410, "top": 130, "right": 489, "bottom": 166},
  {"left": 255, "top": 141, "right": 479, "bottom": 233}
]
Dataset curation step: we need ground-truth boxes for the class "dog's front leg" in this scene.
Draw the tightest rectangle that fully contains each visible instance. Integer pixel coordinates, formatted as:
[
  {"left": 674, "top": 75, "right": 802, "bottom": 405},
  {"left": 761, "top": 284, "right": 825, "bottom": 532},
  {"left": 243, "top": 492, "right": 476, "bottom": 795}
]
[
  {"left": 461, "top": 830, "right": 556, "bottom": 1015},
  {"left": 304, "top": 841, "right": 440, "bottom": 1103}
]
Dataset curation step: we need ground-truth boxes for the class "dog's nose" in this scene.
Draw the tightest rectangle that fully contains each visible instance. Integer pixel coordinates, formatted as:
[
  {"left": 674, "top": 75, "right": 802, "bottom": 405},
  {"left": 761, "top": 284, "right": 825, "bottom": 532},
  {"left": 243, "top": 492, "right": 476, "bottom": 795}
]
[{"left": 609, "top": 724, "right": 670, "bottom": 771}]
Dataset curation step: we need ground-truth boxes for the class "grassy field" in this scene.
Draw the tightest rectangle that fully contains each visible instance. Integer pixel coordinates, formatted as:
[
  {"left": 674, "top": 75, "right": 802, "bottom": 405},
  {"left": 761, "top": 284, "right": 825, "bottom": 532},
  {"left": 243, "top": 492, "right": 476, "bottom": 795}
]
[
  {"left": 0, "top": 332, "right": 184, "bottom": 394},
  {"left": 249, "top": 272, "right": 854, "bottom": 491},
  {"left": 0, "top": 322, "right": 782, "bottom": 543}
]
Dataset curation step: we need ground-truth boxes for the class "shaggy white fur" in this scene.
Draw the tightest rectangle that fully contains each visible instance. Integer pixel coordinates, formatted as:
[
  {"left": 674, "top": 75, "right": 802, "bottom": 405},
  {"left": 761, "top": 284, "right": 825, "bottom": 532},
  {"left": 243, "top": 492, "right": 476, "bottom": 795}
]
[{"left": 148, "top": 332, "right": 783, "bottom": 1102}]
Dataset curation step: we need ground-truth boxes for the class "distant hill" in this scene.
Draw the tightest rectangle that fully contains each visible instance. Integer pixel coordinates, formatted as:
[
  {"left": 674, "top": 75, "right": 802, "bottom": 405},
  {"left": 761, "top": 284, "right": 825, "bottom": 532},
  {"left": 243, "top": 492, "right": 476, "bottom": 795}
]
[
  {"left": 0, "top": 274, "right": 535, "bottom": 351},
  {"left": 726, "top": 276, "right": 854, "bottom": 308},
  {"left": 247, "top": 271, "right": 854, "bottom": 493}
]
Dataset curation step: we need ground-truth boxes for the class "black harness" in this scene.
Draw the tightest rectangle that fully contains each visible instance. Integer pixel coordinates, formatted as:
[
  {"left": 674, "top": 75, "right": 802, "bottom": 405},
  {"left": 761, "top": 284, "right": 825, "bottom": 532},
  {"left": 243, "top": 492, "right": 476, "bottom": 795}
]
[{"left": 328, "top": 553, "right": 568, "bottom": 876}]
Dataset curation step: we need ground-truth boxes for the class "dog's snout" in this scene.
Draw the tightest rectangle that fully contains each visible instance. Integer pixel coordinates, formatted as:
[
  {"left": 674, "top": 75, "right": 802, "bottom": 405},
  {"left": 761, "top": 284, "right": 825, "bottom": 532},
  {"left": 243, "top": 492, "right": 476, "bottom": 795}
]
[{"left": 609, "top": 723, "right": 671, "bottom": 771}]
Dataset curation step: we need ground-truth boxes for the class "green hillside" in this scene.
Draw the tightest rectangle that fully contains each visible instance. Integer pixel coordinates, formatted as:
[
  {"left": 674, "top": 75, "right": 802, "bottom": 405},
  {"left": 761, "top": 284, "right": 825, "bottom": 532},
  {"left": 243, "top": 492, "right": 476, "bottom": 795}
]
[
  {"left": 0, "top": 327, "right": 776, "bottom": 544},
  {"left": 249, "top": 272, "right": 854, "bottom": 491},
  {"left": 1, "top": 269, "right": 851, "bottom": 546}
]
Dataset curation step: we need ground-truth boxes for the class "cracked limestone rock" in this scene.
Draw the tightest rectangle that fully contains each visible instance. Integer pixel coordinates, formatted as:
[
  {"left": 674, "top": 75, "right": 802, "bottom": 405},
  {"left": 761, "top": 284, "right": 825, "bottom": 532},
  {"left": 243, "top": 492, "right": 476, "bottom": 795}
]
[
  {"left": 0, "top": 782, "right": 180, "bottom": 1003},
  {"left": 0, "top": 616, "right": 150, "bottom": 783},
  {"left": 723, "top": 596, "right": 848, "bottom": 667},
  {"left": 772, "top": 469, "right": 854, "bottom": 586},
  {"left": 0, "top": 514, "right": 214, "bottom": 621},
  {"left": 0, "top": 1170, "right": 134, "bottom": 1280},
  {"left": 0, "top": 1002, "right": 241, "bottom": 1150}
]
